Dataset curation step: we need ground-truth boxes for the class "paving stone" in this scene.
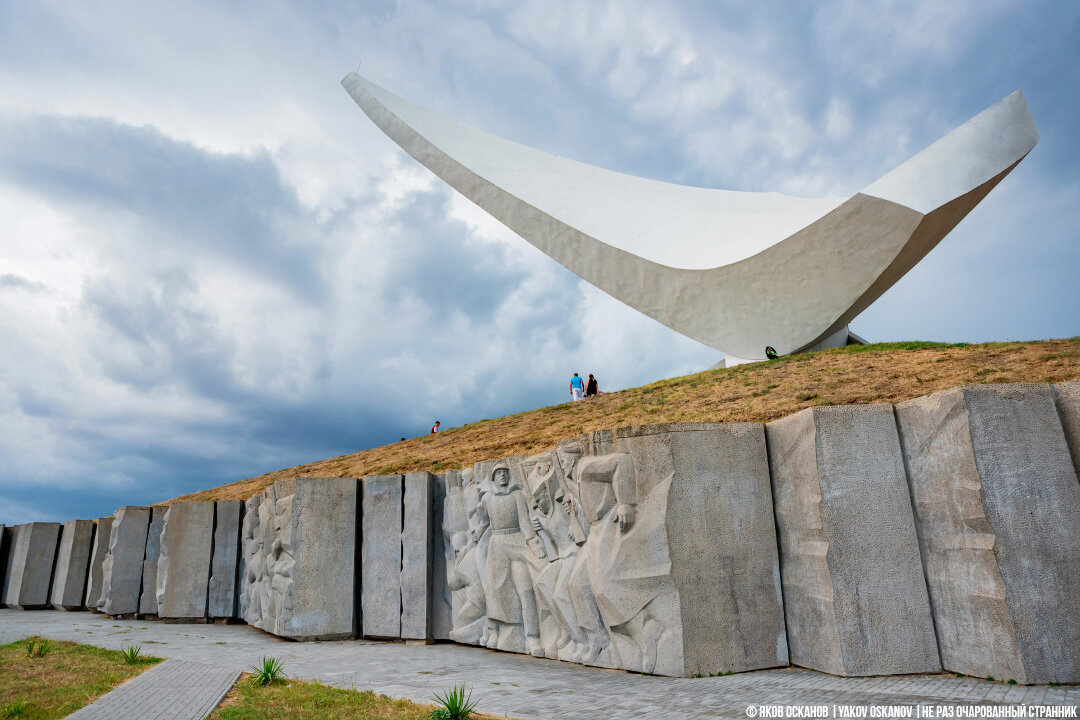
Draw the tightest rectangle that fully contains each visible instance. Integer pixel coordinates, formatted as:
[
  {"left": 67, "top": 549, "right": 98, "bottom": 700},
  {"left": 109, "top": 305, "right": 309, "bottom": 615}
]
[
  {"left": 362, "top": 474, "right": 403, "bottom": 639},
  {"left": 51, "top": 519, "right": 95, "bottom": 610},
  {"left": 157, "top": 502, "right": 215, "bottom": 619},
  {"left": 66, "top": 658, "right": 240, "bottom": 720},
  {"left": 84, "top": 517, "right": 112, "bottom": 610},
  {"left": 2, "top": 609, "right": 1076, "bottom": 720},
  {"left": 4, "top": 522, "right": 62, "bottom": 609},
  {"left": 208, "top": 499, "right": 242, "bottom": 619},
  {"left": 99, "top": 506, "right": 151, "bottom": 616},
  {"left": 139, "top": 506, "right": 167, "bottom": 616}
]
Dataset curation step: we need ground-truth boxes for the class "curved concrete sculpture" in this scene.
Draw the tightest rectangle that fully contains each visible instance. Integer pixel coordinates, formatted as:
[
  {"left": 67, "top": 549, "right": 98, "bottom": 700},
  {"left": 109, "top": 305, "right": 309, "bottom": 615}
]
[{"left": 342, "top": 73, "right": 1037, "bottom": 363}]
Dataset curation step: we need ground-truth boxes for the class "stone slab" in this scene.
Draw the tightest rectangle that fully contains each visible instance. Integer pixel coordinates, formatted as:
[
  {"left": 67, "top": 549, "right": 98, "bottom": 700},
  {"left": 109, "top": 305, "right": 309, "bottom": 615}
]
[
  {"left": 362, "top": 474, "right": 403, "bottom": 639},
  {"left": 51, "top": 519, "right": 95, "bottom": 610},
  {"left": 208, "top": 500, "right": 242, "bottom": 619},
  {"left": 157, "top": 501, "right": 214, "bottom": 619},
  {"left": 612, "top": 422, "right": 789, "bottom": 676},
  {"left": 241, "top": 477, "right": 360, "bottom": 640},
  {"left": 99, "top": 506, "right": 151, "bottom": 616},
  {"left": 431, "top": 473, "right": 453, "bottom": 641},
  {"left": 766, "top": 405, "right": 940, "bottom": 677},
  {"left": 4, "top": 522, "right": 62, "bottom": 609},
  {"left": 84, "top": 517, "right": 112, "bottom": 610},
  {"left": 139, "top": 507, "right": 167, "bottom": 616},
  {"left": 897, "top": 384, "right": 1080, "bottom": 684},
  {"left": 0, "top": 524, "right": 10, "bottom": 607},
  {"left": 1053, "top": 380, "right": 1080, "bottom": 477},
  {"left": 401, "top": 472, "right": 435, "bottom": 641}
]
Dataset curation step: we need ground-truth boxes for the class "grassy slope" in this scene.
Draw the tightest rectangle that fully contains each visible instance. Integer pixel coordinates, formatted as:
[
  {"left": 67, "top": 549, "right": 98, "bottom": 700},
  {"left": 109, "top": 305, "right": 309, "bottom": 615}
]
[
  {"left": 0, "top": 639, "right": 161, "bottom": 720},
  {"left": 169, "top": 338, "right": 1080, "bottom": 503}
]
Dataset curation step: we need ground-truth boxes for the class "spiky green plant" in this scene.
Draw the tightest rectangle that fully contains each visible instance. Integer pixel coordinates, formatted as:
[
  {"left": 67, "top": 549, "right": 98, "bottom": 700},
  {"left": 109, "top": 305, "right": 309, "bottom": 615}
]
[
  {"left": 430, "top": 683, "right": 477, "bottom": 720},
  {"left": 22, "top": 638, "right": 36, "bottom": 658},
  {"left": 251, "top": 656, "right": 286, "bottom": 686},
  {"left": 121, "top": 644, "right": 142, "bottom": 665},
  {"left": 35, "top": 638, "right": 52, "bottom": 657}
]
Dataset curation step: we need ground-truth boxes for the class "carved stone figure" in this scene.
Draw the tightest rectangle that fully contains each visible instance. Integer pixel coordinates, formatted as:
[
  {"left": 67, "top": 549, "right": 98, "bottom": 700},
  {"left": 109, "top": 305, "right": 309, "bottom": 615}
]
[
  {"left": 525, "top": 452, "right": 588, "bottom": 659},
  {"left": 475, "top": 463, "right": 546, "bottom": 657}
]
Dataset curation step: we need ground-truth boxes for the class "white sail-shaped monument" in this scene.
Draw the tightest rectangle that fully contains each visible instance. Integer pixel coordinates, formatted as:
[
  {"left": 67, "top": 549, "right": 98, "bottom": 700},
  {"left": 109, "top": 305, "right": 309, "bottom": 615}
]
[{"left": 342, "top": 73, "right": 1038, "bottom": 363}]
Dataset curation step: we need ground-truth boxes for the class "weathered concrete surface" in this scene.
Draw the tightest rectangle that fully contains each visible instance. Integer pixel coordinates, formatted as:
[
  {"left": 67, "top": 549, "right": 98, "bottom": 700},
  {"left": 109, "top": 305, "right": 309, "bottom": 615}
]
[
  {"left": 604, "top": 422, "right": 789, "bottom": 676},
  {"left": 208, "top": 500, "right": 242, "bottom": 619},
  {"left": 51, "top": 519, "right": 95, "bottom": 610},
  {"left": 84, "top": 517, "right": 112, "bottom": 610},
  {"left": 362, "top": 474, "right": 403, "bottom": 639},
  {"left": 99, "top": 507, "right": 151, "bottom": 616},
  {"left": 156, "top": 502, "right": 214, "bottom": 619},
  {"left": 897, "top": 384, "right": 1080, "bottom": 684},
  {"left": 0, "top": 524, "right": 10, "bottom": 607},
  {"left": 4, "top": 522, "right": 62, "bottom": 609},
  {"left": 401, "top": 472, "right": 435, "bottom": 641},
  {"left": 431, "top": 473, "right": 453, "bottom": 641},
  {"left": 766, "top": 405, "right": 940, "bottom": 677},
  {"left": 139, "top": 507, "right": 167, "bottom": 616},
  {"left": 1053, "top": 380, "right": 1080, "bottom": 477},
  {"left": 241, "top": 477, "right": 360, "bottom": 640}
]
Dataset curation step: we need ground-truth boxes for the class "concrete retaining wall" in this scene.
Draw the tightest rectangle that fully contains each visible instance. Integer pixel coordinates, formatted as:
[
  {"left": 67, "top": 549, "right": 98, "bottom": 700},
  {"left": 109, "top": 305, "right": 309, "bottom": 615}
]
[
  {"left": 51, "top": 519, "right": 95, "bottom": 610},
  {"left": 766, "top": 405, "right": 940, "bottom": 677},
  {"left": 897, "top": 383, "right": 1080, "bottom": 684},
  {"left": 8, "top": 380, "right": 1079, "bottom": 682}
]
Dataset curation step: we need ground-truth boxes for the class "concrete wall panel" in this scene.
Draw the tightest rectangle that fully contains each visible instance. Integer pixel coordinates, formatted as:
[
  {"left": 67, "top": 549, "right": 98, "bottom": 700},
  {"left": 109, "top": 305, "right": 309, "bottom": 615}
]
[
  {"left": 99, "top": 506, "right": 151, "bottom": 616},
  {"left": 51, "top": 519, "right": 95, "bottom": 610},
  {"left": 4, "top": 522, "right": 62, "bottom": 609},
  {"left": 209, "top": 499, "right": 243, "bottom": 619},
  {"left": 899, "top": 384, "right": 1080, "bottom": 684},
  {"left": 84, "top": 517, "right": 112, "bottom": 610},
  {"left": 401, "top": 472, "right": 435, "bottom": 641},
  {"left": 362, "top": 474, "right": 403, "bottom": 638},
  {"left": 767, "top": 406, "right": 940, "bottom": 676},
  {"left": 156, "top": 501, "right": 214, "bottom": 619},
  {"left": 139, "top": 507, "right": 167, "bottom": 616}
]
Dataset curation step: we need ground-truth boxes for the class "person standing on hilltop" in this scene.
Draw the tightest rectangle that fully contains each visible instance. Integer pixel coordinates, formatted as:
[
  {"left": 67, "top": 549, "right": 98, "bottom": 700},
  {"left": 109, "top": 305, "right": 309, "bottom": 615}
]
[
  {"left": 569, "top": 373, "right": 584, "bottom": 402},
  {"left": 585, "top": 373, "right": 599, "bottom": 398},
  {"left": 431, "top": 420, "right": 440, "bottom": 433}
]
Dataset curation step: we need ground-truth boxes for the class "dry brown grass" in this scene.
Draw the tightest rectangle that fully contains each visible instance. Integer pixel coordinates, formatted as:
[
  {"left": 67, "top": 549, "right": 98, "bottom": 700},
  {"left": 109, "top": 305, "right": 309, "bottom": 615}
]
[{"left": 167, "top": 338, "right": 1080, "bottom": 504}]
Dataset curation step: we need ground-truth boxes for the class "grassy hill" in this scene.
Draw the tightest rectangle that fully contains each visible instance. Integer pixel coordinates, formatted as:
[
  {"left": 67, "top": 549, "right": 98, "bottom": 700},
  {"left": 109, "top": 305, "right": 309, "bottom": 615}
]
[{"left": 169, "top": 338, "right": 1080, "bottom": 503}]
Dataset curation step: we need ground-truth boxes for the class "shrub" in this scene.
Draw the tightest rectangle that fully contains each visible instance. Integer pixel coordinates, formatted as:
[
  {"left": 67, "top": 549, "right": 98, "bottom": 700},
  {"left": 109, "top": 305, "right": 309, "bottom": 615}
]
[
  {"left": 22, "top": 637, "right": 51, "bottom": 658},
  {"left": 431, "top": 683, "right": 477, "bottom": 720},
  {"left": 251, "top": 656, "right": 286, "bottom": 686}
]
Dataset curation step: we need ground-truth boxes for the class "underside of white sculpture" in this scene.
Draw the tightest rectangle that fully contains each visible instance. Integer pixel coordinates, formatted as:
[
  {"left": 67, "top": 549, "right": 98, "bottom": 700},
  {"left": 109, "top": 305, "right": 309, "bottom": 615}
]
[{"left": 342, "top": 73, "right": 1038, "bottom": 362}]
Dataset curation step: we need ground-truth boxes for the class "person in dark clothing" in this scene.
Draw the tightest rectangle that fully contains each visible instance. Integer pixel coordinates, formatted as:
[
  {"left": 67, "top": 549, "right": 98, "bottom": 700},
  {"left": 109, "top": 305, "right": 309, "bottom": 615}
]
[{"left": 585, "top": 374, "right": 599, "bottom": 397}]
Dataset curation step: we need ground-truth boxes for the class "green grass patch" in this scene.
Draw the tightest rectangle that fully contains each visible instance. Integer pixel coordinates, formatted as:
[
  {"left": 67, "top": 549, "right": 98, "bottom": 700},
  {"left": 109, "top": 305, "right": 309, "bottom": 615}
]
[
  {"left": 209, "top": 675, "right": 444, "bottom": 720},
  {"left": 0, "top": 638, "right": 160, "bottom": 720}
]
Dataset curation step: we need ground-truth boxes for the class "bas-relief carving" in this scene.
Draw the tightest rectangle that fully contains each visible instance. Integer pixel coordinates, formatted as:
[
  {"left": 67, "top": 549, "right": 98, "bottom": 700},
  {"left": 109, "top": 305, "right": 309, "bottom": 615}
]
[
  {"left": 441, "top": 441, "right": 682, "bottom": 674},
  {"left": 240, "top": 481, "right": 297, "bottom": 635}
]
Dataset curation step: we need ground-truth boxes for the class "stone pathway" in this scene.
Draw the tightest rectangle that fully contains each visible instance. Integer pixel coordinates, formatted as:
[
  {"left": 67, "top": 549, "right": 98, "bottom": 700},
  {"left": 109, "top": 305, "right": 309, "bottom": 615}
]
[
  {"left": 65, "top": 658, "right": 239, "bottom": 720},
  {"left": 2, "top": 610, "right": 1076, "bottom": 720}
]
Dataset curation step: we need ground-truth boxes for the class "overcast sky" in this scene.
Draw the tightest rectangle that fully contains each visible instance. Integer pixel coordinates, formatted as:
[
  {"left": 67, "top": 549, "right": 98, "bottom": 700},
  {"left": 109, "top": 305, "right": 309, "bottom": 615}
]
[{"left": 1, "top": 0, "right": 1077, "bottom": 524}]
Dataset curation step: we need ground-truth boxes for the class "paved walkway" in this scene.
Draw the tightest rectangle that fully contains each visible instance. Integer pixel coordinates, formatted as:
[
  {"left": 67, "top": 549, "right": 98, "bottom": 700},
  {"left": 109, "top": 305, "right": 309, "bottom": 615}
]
[
  {"left": 2, "top": 610, "right": 1077, "bottom": 719},
  {"left": 66, "top": 658, "right": 239, "bottom": 720}
]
